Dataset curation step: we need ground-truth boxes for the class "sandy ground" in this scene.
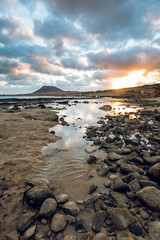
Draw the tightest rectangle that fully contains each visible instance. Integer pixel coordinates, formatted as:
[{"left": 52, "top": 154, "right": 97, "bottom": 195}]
[{"left": 0, "top": 107, "right": 60, "bottom": 239}]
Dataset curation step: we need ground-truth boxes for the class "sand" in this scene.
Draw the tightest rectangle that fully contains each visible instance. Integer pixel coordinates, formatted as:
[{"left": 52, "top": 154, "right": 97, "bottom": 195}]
[{"left": 0, "top": 107, "right": 60, "bottom": 238}]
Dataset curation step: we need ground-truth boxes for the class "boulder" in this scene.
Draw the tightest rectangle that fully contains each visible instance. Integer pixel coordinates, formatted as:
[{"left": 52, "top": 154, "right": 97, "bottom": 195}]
[
  {"left": 87, "top": 155, "right": 97, "bottom": 164},
  {"left": 50, "top": 214, "right": 67, "bottom": 233},
  {"left": 108, "top": 152, "right": 122, "bottom": 161},
  {"left": 25, "top": 186, "right": 54, "bottom": 207},
  {"left": 136, "top": 186, "right": 160, "bottom": 211},
  {"left": 110, "top": 208, "right": 135, "bottom": 230},
  {"left": 39, "top": 198, "right": 57, "bottom": 218},
  {"left": 147, "top": 163, "right": 160, "bottom": 183},
  {"left": 120, "top": 163, "right": 144, "bottom": 174},
  {"left": 92, "top": 211, "right": 107, "bottom": 232},
  {"left": 99, "top": 105, "right": 112, "bottom": 111},
  {"left": 85, "top": 146, "right": 97, "bottom": 153},
  {"left": 62, "top": 201, "right": 80, "bottom": 216},
  {"left": 22, "top": 225, "right": 36, "bottom": 240},
  {"left": 93, "top": 233, "right": 108, "bottom": 240},
  {"left": 75, "top": 218, "right": 87, "bottom": 233},
  {"left": 97, "top": 162, "right": 110, "bottom": 177},
  {"left": 17, "top": 212, "right": 36, "bottom": 233},
  {"left": 129, "top": 223, "right": 143, "bottom": 236}
]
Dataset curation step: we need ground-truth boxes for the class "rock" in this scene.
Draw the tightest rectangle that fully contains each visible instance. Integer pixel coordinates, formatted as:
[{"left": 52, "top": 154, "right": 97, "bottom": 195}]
[
  {"left": 39, "top": 198, "right": 57, "bottom": 218},
  {"left": 56, "top": 194, "right": 68, "bottom": 204},
  {"left": 23, "top": 225, "right": 36, "bottom": 240},
  {"left": 144, "top": 156, "right": 160, "bottom": 165},
  {"left": 139, "top": 209, "right": 149, "bottom": 220},
  {"left": 50, "top": 214, "right": 67, "bottom": 233},
  {"left": 139, "top": 180, "right": 158, "bottom": 188},
  {"left": 110, "top": 208, "right": 135, "bottom": 230},
  {"left": 99, "top": 105, "right": 112, "bottom": 111},
  {"left": 114, "top": 182, "right": 129, "bottom": 192},
  {"left": 124, "top": 139, "right": 139, "bottom": 146},
  {"left": 87, "top": 155, "right": 97, "bottom": 164},
  {"left": 110, "top": 192, "right": 128, "bottom": 205},
  {"left": 75, "top": 218, "right": 87, "bottom": 233},
  {"left": 84, "top": 193, "right": 101, "bottom": 205},
  {"left": 0, "top": 190, "right": 3, "bottom": 198},
  {"left": 136, "top": 186, "right": 160, "bottom": 211},
  {"left": 62, "top": 201, "right": 80, "bottom": 216},
  {"left": 89, "top": 184, "right": 98, "bottom": 194},
  {"left": 41, "top": 218, "right": 47, "bottom": 224},
  {"left": 122, "top": 148, "right": 131, "bottom": 154},
  {"left": 128, "top": 179, "right": 141, "bottom": 193},
  {"left": 85, "top": 146, "right": 97, "bottom": 153},
  {"left": 129, "top": 223, "right": 143, "bottom": 236},
  {"left": 147, "top": 163, "right": 160, "bottom": 183},
  {"left": 64, "top": 235, "right": 77, "bottom": 240},
  {"left": 67, "top": 215, "right": 76, "bottom": 224},
  {"left": 104, "top": 179, "right": 111, "bottom": 188},
  {"left": 120, "top": 163, "right": 144, "bottom": 174},
  {"left": 109, "top": 174, "right": 118, "bottom": 180},
  {"left": 92, "top": 211, "right": 107, "bottom": 232},
  {"left": 43, "top": 113, "right": 59, "bottom": 122},
  {"left": 97, "top": 162, "right": 110, "bottom": 176},
  {"left": 122, "top": 172, "right": 143, "bottom": 183},
  {"left": 93, "top": 233, "right": 108, "bottom": 240},
  {"left": 108, "top": 152, "right": 122, "bottom": 161},
  {"left": 25, "top": 186, "right": 54, "bottom": 207},
  {"left": 17, "top": 212, "right": 36, "bottom": 233},
  {"left": 26, "top": 177, "right": 50, "bottom": 188},
  {"left": 149, "top": 221, "right": 160, "bottom": 240}
]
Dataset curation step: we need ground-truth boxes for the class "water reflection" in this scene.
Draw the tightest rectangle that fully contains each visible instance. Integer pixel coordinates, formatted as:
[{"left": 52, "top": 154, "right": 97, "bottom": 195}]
[{"left": 41, "top": 98, "right": 140, "bottom": 184}]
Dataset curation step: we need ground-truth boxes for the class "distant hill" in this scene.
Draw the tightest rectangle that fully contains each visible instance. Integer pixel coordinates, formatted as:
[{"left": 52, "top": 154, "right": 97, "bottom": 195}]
[{"left": 33, "top": 86, "right": 65, "bottom": 95}]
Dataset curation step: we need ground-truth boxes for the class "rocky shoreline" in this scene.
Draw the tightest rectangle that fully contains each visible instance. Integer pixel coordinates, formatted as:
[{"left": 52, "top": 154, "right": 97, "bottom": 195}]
[{"left": 1, "top": 99, "right": 160, "bottom": 240}]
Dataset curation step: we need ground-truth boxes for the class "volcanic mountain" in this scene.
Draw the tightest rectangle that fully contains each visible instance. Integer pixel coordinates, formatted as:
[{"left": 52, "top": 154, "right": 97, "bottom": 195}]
[{"left": 33, "top": 86, "right": 65, "bottom": 95}]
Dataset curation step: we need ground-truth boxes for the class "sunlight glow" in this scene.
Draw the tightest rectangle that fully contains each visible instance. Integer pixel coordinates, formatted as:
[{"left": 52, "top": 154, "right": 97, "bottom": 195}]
[{"left": 111, "top": 69, "right": 147, "bottom": 89}]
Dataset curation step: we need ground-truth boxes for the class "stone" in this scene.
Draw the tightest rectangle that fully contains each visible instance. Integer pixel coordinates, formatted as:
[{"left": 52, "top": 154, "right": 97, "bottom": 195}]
[
  {"left": 114, "top": 182, "right": 129, "bottom": 192},
  {"left": 89, "top": 184, "right": 98, "bottom": 194},
  {"left": 17, "top": 212, "right": 36, "bottom": 233},
  {"left": 122, "top": 148, "right": 131, "bottom": 154},
  {"left": 62, "top": 201, "right": 80, "bottom": 216},
  {"left": 129, "top": 223, "right": 143, "bottom": 236},
  {"left": 43, "top": 113, "right": 59, "bottom": 122},
  {"left": 139, "top": 180, "right": 158, "bottom": 188},
  {"left": 136, "top": 186, "right": 160, "bottom": 211},
  {"left": 87, "top": 155, "right": 97, "bottom": 164},
  {"left": 64, "top": 235, "right": 77, "bottom": 240},
  {"left": 0, "top": 190, "right": 3, "bottom": 198},
  {"left": 39, "top": 198, "right": 57, "bottom": 218},
  {"left": 149, "top": 221, "right": 160, "bottom": 240},
  {"left": 84, "top": 193, "right": 101, "bottom": 205},
  {"left": 56, "top": 194, "right": 68, "bottom": 204},
  {"left": 99, "top": 105, "right": 112, "bottom": 111},
  {"left": 104, "top": 179, "right": 111, "bottom": 188},
  {"left": 85, "top": 146, "right": 97, "bottom": 153},
  {"left": 93, "top": 233, "right": 108, "bottom": 240},
  {"left": 144, "top": 156, "right": 160, "bottom": 165},
  {"left": 120, "top": 163, "right": 144, "bottom": 174},
  {"left": 23, "top": 225, "right": 36, "bottom": 240},
  {"left": 128, "top": 179, "right": 141, "bottom": 193},
  {"left": 97, "top": 162, "right": 110, "bottom": 177},
  {"left": 92, "top": 211, "right": 107, "bottom": 232},
  {"left": 147, "top": 163, "right": 160, "bottom": 183},
  {"left": 109, "top": 174, "right": 118, "bottom": 180},
  {"left": 50, "top": 214, "right": 67, "bottom": 233},
  {"left": 122, "top": 172, "right": 143, "bottom": 183},
  {"left": 110, "top": 192, "right": 128, "bottom": 205},
  {"left": 108, "top": 152, "right": 122, "bottom": 161},
  {"left": 75, "top": 218, "right": 87, "bottom": 233},
  {"left": 25, "top": 186, "right": 54, "bottom": 207},
  {"left": 110, "top": 208, "right": 135, "bottom": 230}
]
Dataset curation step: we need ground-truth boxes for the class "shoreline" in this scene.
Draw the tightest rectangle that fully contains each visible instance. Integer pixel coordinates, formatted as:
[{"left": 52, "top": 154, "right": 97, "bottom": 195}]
[{"left": 0, "top": 97, "right": 160, "bottom": 239}]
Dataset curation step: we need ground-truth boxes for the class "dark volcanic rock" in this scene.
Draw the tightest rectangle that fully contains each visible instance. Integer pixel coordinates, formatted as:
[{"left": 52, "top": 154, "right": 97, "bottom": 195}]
[
  {"left": 17, "top": 212, "right": 36, "bottom": 233},
  {"left": 87, "top": 155, "right": 97, "bottom": 164},
  {"left": 25, "top": 186, "right": 54, "bottom": 207},
  {"left": 129, "top": 223, "right": 143, "bottom": 236},
  {"left": 136, "top": 186, "right": 160, "bottom": 211},
  {"left": 113, "top": 182, "right": 129, "bottom": 192},
  {"left": 89, "top": 184, "right": 98, "bottom": 194},
  {"left": 75, "top": 218, "right": 87, "bottom": 233},
  {"left": 92, "top": 210, "right": 107, "bottom": 232}
]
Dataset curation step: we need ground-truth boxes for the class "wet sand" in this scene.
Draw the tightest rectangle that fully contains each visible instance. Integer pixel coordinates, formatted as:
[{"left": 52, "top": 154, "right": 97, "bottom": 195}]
[{"left": 0, "top": 108, "right": 60, "bottom": 238}]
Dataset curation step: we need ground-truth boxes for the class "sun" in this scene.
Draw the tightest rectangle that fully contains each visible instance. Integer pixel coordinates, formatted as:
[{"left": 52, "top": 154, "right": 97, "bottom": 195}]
[{"left": 111, "top": 69, "right": 146, "bottom": 89}]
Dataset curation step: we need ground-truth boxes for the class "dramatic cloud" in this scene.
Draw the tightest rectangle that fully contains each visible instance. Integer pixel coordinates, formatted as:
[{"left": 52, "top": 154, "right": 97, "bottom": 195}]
[{"left": 0, "top": 0, "right": 160, "bottom": 94}]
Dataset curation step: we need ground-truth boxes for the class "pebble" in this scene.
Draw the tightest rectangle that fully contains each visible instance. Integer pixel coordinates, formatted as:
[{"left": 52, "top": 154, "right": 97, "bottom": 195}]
[{"left": 62, "top": 201, "right": 80, "bottom": 216}]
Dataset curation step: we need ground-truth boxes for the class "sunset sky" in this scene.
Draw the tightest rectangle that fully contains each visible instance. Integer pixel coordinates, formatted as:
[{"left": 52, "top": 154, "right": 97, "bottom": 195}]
[{"left": 0, "top": 0, "right": 160, "bottom": 94}]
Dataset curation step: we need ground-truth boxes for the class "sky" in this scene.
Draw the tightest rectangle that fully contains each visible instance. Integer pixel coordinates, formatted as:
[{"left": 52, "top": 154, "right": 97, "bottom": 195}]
[{"left": 0, "top": 0, "right": 160, "bottom": 94}]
